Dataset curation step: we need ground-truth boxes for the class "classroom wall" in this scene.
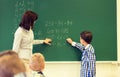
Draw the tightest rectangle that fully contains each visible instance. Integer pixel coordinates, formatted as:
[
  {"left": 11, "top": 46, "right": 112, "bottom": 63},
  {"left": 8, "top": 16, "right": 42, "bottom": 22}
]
[
  {"left": 43, "top": 0, "right": 120, "bottom": 77},
  {"left": 44, "top": 62, "right": 118, "bottom": 77}
]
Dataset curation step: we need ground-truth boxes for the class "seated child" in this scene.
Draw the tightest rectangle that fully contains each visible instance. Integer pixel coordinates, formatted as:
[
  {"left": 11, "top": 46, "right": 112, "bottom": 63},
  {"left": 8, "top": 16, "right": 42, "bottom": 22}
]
[
  {"left": 29, "top": 53, "right": 45, "bottom": 77},
  {"left": 0, "top": 50, "right": 26, "bottom": 77}
]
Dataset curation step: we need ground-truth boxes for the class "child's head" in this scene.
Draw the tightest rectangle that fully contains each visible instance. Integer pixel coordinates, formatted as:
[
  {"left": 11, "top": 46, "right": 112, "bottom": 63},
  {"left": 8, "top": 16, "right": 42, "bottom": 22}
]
[
  {"left": 29, "top": 53, "right": 45, "bottom": 72},
  {"left": 80, "top": 31, "right": 93, "bottom": 45},
  {"left": 0, "top": 50, "right": 26, "bottom": 77}
]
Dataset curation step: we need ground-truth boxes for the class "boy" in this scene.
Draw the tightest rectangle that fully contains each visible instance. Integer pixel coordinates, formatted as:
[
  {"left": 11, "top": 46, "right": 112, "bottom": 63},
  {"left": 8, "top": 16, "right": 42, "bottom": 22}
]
[
  {"left": 29, "top": 53, "right": 45, "bottom": 77},
  {"left": 66, "top": 31, "right": 96, "bottom": 77}
]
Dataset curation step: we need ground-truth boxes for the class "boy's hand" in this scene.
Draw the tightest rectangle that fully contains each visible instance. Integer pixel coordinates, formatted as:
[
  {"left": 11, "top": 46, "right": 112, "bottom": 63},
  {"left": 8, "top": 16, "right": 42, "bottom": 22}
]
[
  {"left": 66, "top": 38, "right": 73, "bottom": 44},
  {"left": 44, "top": 38, "right": 52, "bottom": 45}
]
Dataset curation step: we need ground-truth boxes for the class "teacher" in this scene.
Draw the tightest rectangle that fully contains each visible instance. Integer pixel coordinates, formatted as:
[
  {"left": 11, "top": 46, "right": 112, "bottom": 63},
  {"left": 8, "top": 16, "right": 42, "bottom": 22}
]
[{"left": 12, "top": 10, "right": 52, "bottom": 62}]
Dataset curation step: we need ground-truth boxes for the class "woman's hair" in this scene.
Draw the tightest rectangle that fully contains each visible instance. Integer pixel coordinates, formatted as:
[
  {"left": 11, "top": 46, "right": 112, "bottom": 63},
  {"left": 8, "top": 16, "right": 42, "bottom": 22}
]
[
  {"left": 0, "top": 50, "right": 26, "bottom": 77},
  {"left": 29, "top": 53, "right": 45, "bottom": 71},
  {"left": 80, "top": 31, "right": 93, "bottom": 44},
  {"left": 19, "top": 10, "right": 38, "bottom": 30}
]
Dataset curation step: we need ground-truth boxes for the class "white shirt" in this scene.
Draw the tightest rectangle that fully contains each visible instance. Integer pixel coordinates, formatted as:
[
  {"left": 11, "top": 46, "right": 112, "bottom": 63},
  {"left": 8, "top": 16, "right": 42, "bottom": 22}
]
[
  {"left": 14, "top": 72, "right": 26, "bottom": 77},
  {"left": 12, "top": 27, "right": 44, "bottom": 59},
  {"left": 30, "top": 71, "right": 45, "bottom": 77}
]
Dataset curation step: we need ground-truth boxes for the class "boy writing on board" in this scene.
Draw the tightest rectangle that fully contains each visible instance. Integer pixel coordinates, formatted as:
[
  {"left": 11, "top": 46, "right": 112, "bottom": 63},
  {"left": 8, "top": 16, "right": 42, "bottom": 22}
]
[{"left": 66, "top": 31, "right": 96, "bottom": 77}]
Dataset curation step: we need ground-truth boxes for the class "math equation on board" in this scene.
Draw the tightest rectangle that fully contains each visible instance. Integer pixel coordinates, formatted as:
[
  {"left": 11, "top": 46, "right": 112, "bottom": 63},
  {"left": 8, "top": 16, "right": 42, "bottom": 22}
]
[{"left": 35, "top": 20, "right": 73, "bottom": 47}]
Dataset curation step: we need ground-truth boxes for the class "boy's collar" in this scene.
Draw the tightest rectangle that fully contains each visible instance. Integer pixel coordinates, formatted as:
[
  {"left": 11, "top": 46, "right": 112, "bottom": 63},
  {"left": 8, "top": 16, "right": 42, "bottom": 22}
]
[
  {"left": 38, "top": 71, "right": 43, "bottom": 75},
  {"left": 85, "top": 44, "right": 90, "bottom": 49}
]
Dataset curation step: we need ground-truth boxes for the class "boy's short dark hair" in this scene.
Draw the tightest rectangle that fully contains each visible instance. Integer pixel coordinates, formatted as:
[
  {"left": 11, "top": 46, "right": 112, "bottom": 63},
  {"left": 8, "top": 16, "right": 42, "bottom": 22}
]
[{"left": 80, "top": 31, "right": 93, "bottom": 44}]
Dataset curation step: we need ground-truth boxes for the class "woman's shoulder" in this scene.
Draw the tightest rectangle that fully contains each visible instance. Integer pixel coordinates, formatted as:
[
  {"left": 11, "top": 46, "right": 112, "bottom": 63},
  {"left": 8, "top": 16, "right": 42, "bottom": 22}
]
[{"left": 15, "top": 27, "right": 24, "bottom": 35}]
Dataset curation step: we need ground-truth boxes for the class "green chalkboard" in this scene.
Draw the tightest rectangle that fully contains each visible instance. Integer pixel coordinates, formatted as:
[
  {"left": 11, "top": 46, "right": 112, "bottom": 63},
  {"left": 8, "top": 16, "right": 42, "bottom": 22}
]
[{"left": 0, "top": 0, "right": 117, "bottom": 61}]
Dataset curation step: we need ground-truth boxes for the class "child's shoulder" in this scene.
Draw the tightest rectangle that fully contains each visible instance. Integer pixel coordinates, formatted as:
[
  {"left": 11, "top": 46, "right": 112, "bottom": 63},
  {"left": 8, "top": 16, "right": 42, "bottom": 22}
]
[{"left": 32, "top": 71, "right": 44, "bottom": 77}]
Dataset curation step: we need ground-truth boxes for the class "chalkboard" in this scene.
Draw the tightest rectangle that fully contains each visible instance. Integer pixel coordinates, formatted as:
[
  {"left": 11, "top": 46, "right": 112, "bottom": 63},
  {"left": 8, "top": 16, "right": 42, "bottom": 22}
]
[{"left": 0, "top": 0, "right": 117, "bottom": 61}]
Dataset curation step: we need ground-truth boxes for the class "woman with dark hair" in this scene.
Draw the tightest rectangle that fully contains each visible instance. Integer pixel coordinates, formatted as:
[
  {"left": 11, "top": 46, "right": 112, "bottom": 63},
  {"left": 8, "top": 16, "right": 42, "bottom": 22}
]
[
  {"left": 19, "top": 11, "right": 38, "bottom": 31},
  {"left": 12, "top": 10, "right": 52, "bottom": 71}
]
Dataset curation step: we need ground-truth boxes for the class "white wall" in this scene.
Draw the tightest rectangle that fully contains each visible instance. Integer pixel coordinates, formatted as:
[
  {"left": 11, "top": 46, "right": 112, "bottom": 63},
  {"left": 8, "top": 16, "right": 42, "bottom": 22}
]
[
  {"left": 44, "top": 62, "right": 119, "bottom": 77},
  {"left": 44, "top": 0, "right": 120, "bottom": 77}
]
